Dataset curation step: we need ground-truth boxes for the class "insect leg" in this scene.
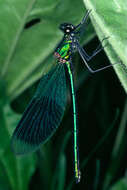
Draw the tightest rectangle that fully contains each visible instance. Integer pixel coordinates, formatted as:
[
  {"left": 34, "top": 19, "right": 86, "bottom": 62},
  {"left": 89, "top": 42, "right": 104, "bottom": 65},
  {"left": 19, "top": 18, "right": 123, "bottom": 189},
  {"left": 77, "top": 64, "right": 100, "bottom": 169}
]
[
  {"left": 75, "top": 9, "right": 92, "bottom": 30},
  {"left": 76, "top": 41, "right": 121, "bottom": 73}
]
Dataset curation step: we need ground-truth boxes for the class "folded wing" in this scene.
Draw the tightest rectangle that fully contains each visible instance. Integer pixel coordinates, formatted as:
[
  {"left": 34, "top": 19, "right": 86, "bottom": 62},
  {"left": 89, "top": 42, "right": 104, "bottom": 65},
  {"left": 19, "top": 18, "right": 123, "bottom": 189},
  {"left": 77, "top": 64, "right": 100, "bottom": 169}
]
[{"left": 11, "top": 64, "right": 67, "bottom": 155}]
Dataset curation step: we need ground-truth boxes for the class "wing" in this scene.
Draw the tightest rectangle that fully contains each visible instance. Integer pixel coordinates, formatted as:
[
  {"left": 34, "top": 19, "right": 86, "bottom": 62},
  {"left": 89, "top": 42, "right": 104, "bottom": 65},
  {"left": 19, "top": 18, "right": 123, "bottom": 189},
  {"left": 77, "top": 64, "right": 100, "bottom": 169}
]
[{"left": 11, "top": 63, "right": 67, "bottom": 155}]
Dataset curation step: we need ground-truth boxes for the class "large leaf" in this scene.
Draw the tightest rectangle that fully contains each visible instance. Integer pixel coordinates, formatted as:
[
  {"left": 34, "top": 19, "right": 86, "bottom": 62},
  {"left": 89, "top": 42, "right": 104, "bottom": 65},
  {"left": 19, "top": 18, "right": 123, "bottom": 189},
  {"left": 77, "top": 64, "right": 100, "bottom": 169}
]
[
  {"left": 0, "top": 105, "right": 36, "bottom": 190},
  {"left": 83, "top": 0, "right": 127, "bottom": 93}
]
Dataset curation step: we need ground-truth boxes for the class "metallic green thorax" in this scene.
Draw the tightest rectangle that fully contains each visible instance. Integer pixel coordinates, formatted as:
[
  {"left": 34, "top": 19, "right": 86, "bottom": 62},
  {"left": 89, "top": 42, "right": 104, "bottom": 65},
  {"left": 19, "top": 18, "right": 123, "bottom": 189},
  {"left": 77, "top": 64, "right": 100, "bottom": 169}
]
[{"left": 57, "top": 39, "right": 72, "bottom": 60}]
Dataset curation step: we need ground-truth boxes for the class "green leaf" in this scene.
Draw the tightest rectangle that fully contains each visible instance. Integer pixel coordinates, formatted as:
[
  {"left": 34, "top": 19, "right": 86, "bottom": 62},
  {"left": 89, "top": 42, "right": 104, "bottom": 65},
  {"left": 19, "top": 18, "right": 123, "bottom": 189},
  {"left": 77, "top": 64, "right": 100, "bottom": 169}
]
[
  {"left": 30, "top": 0, "right": 60, "bottom": 17},
  {"left": 0, "top": 105, "right": 36, "bottom": 190},
  {"left": 109, "top": 177, "right": 127, "bottom": 190},
  {"left": 83, "top": 0, "right": 127, "bottom": 93},
  {"left": 0, "top": 0, "right": 37, "bottom": 76}
]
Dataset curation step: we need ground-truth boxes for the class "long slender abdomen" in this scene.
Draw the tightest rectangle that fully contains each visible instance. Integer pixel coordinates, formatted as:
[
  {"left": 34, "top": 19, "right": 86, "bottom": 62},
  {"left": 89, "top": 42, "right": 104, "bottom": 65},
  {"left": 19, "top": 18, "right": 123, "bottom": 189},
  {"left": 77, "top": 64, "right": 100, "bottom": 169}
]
[{"left": 66, "top": 61, "right": 81, "bottom": 183}]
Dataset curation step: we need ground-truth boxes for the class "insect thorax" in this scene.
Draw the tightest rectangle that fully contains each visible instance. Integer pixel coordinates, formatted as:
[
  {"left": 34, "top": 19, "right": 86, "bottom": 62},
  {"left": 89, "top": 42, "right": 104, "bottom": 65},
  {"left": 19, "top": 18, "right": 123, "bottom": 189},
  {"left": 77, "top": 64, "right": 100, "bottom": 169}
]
[{"left": 54, "top": 35, "right": 73, "bottom": 63}]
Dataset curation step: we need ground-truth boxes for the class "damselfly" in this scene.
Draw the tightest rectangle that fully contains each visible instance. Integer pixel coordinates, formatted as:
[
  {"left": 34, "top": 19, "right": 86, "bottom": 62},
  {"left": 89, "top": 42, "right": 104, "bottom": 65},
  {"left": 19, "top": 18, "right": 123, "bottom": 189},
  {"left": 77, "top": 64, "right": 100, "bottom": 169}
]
[{"left": 11, "top": 10, "right": 120, "bottom": 183}]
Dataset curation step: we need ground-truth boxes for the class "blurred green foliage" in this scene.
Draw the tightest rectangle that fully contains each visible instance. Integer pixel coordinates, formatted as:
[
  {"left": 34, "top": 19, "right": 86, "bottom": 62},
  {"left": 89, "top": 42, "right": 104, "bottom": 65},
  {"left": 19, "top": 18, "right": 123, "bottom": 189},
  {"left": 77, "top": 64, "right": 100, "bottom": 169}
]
[{"left": 0, "top": 0, "right": 127, "bottom": 190}]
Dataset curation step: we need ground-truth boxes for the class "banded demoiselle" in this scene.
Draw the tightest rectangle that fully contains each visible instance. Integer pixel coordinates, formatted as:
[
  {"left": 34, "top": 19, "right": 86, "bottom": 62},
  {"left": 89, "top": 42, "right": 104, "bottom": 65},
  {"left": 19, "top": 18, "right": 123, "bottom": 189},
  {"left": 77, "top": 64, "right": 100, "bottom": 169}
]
[{"left": 11, "top": 10, "right": 120, "bottom": 183}]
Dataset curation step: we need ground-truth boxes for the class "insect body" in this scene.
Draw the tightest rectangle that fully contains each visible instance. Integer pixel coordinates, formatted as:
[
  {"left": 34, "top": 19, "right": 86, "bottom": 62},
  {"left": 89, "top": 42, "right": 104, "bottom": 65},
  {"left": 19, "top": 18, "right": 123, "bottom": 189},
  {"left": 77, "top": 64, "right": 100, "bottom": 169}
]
[
  {"left": 11, "top": 10, "right": 119, "bottom": 183},
  {"left": 54, "top": 26, "right": 81, "bottom": 182},
  {"left": 54, "top": 30, "right": 80, "bottom": 183}
]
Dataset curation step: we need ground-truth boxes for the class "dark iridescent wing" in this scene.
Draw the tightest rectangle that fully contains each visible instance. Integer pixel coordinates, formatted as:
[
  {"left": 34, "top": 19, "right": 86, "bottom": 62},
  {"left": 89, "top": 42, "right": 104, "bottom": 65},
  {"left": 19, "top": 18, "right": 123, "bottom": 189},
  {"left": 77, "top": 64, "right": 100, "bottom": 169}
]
[{"left": 11, "top": 63, "right": 67, "bottom": 155}]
